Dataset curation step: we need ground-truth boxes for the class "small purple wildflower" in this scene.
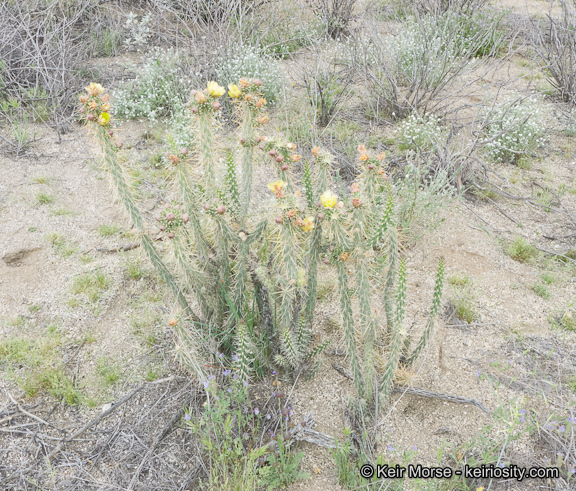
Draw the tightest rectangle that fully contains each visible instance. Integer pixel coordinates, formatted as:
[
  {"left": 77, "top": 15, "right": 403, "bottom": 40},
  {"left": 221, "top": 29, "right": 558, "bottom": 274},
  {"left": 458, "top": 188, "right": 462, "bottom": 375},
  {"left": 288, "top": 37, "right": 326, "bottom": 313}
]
[
  {"left": 243, "top": 380, "right": 248, "bottom": 387},
  {"left": 254, "top": 408, "right": 260, "bottom": 415},
  {"left": 223, "top": 369, "right": 231, "bottom": 376},
  {"left": 184, "top": 413, "right": 191, "bottom": 421},
  {"left": 233, "top": 373, "right": 238, "bottom": 380},
  {"left": 203, "top": 380, "right": 210, "bottom": 389},
  {"left": 232, "top": 354, "right": 239, "bottom": 362},
  {"left": 568, "top": 417, "right": 575, "bottom": 424},
  {"left": 266, "top": 413, "right": 271, "bottom": 419},
  {"left": 413, "top": 446, "right": 418, "bottom": 450},
  {"left": 499, "top": 462, "right": 505, "bottom": 468},
  {"left": 387, "top": 445, "right": 394, "bottom": 452},
  {"left": 560, "top": 426, "right": 566, "bottom": 433},
  {"left": 227, "top": 388, "right": 232, "bottom": 393}
]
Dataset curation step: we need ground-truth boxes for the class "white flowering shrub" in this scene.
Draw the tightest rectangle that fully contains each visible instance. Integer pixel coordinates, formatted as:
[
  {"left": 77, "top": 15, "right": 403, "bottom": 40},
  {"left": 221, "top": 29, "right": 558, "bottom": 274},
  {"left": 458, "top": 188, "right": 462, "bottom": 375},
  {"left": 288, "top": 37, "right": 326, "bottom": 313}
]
[
  {"left": 483, "top": 97, "right": 547, "bottom": 163},
  {"left": 113, "top": 49, "right": 188, "bottom": 122},
  {"left": 397, "top": 113, "right": 444, "bottom": 152},
  {"left": 216, "top": 46, "right": 286, "bottom": 104}
]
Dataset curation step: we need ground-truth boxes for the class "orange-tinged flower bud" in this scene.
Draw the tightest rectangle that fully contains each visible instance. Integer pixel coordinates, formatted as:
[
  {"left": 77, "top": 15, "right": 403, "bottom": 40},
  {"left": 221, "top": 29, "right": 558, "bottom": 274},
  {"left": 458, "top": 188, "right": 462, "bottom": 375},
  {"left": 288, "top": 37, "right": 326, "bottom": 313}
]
[
  {"left": 101, "top": 103, "right": 111, "bottom": 111},
  {"left": 287, "top": 209, "right": 297, "bottom": 218},
  {"left": 257, "top": 115, "right": 268, "bottom": 124},
  {"left": 359, "top": 153, "right": 369, "bottom": 162},
  {"left": 377, "top": 152, "right": 386, "bottom": 161},
  {"left": 168, "top": 318, "right": 178, "bottom": 326},
  {"left": 195, "top": 91, "right": 207, "bottom": 104},
  {"left": 89, "top": 100, "right": 97, "bottom": 109},
  {"left": 351, "top": 183, "right": 360, "bottom": 193},
  {"left": 357, "top": 144, "right": 366, "bottom": 153},
  {"left": 290, "top": 154, "right": 302, "bottom": 162},
  {"left": 79, "top": 95, "right": 88, "bottom": 104},
  {"left": 239, "top": 78, "right": 249, "bottom": 88},
  {"left": 339, "top": 252, "right": 350, "bottom": 262},
  {"left": 352, "top": 198, "right": 362, "bottom": 208},
  {"left": 311, "top": 146, "right": 320, "bottom": 157}
]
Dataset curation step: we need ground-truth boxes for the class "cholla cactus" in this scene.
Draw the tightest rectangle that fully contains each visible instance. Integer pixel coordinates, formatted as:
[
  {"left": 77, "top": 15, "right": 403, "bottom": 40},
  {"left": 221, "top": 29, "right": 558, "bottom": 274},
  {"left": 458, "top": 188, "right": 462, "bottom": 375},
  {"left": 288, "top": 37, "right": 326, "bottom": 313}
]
[{"left": 79, "top": 81, "right": 443, "bottom": 408}]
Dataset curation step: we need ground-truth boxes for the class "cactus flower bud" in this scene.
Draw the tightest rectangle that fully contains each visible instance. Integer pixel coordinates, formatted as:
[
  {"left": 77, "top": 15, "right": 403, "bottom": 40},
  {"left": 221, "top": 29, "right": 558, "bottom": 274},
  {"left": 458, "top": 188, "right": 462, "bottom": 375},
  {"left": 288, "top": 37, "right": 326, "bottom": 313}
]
[
  {"left": 253, "top": 78, "right": 262, "bottom": 86},
  {"left": 212, "top": 101, "right": 221, "bottom": 111},
  {"left": 168, "top": 318, "right": 178, "bottom": 326},
  {"left": 182, "top": 214, "right": 190, "bottom": 223},
  {"left": 217, "top": 205, "right": 226, "bottom": 215},
  {"left": 79, "top": 107, "right": 86, "bottom": 114},
  {"left": 275, "top": 155, "right": 284, "bottom": 162},
  {"left": 368, "top": 164, "right": 375, "bottom": 170},
  {"left": 117, "top": 142, "right": 123, "bottom": 149},
  {"left": 203, "top": 203, "right": 210, "bottom": 211},
  {"left": 240, "top": 138, "right": 246, "bottom": 144},
  {"left": 317, "top": 212, "right": 325, "bottom": 220},
  {"left": 86, "top": 113, "right": 95, "bottom": 121},
  {"left": 159, "top": 225, "right": 166, "bottom": 231},
  {"left": 281, "top": 164, "right": 288, "bottom": 171},
  {"left": 165, "top": 212, "right": 175, "bottom": 221},
  {"left": 352, "top": 198, "right": 362, "bottom": 208},
  {"left": 191, "top": 107, "right": 198, "bottom": 114},
  {"left": 168, "top": 232, "right": 175, "bottom": 239},
  {"left": 275, "top": 216, "right": 282, "bottom": 224},
  {"left": 269, "top": 150, "right": 277, "bottom": 157},
  {"left": 180, "top": 148, "right": 188, "bottom": 155},
  {"left": 329, "top": 245, "right": 334, "bottom": 251},
  {"left": 323, "top": 258, "right": 330, "bottom": 264}
]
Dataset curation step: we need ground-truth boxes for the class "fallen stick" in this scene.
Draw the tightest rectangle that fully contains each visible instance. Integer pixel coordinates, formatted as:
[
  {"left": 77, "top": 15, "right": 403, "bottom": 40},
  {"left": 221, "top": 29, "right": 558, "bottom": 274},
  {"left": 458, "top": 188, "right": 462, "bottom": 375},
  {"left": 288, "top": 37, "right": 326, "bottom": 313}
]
[
  {"left": 96, "top": 242, "right": 141, "bottom": 253},
  {"left": 332, "top": 364, "right": 491, "bottom": 414}
]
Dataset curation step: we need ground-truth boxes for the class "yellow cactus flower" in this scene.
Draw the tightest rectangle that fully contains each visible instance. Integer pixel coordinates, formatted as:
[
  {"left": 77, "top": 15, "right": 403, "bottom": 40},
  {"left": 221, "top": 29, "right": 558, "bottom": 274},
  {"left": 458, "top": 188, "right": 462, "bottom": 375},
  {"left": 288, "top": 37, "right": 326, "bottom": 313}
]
[
  {"left": 228, "top": 84, "right": 242, "bottom": 99},
  {"left": 101, "top": 103, "right": 111, "bottom": 112},
  {"left": 97, "top": 112, "right": 111, "bottom": 126},
  {"left": 206, "top": 81, "right": 225, "bottom": 98},
  {"left": 359, "top": 153, "right": 369, "bottom": 162},
  {"left": 85, "top": 82, "right": 104, "bottom": 97},
  {"left": 267, "top": 180, "right": 287, "bottom": 197},
  {"left": 320, "top": 190, "right": 338, "bottom": 208},
  {"left": 301, "top": 216, "right": 314, "bottom": 232}
]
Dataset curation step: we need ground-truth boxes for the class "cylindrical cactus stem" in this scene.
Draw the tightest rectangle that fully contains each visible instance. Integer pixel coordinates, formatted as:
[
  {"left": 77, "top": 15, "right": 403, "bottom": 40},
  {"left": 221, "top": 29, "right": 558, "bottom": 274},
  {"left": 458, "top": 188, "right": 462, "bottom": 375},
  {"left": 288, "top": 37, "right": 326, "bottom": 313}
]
[
  {"left": 384, "top": 226, "right": 399, "bottom": 340},
  {"left": 239, "top": 105, "right": 256, "bottom": 224},
  {"left": 304, "top": 223, "right": 322, "bottom": 326},
  {"left": 174, "top": 162, "right": 208, "bottom": 255},
  {"left": 379, "top": 258, "right": 406, "bottom": 406},
  {"left": 172, "top": 232, "right": 213, "bottom": 322},
  {"left": 355, "top": 252, "right": 376, "bottom": 403},
  {"left": 336, "top": 260, "right": 364, "bottom": 398},
  {"left": 197, "top": 111, "right": 217, "bottom": 191},
  {"left": 235, "top": 320, "right": 252, "bottom": 383},
  {"left": 405, "top": 258, "right": 445, "bottom": 368}
]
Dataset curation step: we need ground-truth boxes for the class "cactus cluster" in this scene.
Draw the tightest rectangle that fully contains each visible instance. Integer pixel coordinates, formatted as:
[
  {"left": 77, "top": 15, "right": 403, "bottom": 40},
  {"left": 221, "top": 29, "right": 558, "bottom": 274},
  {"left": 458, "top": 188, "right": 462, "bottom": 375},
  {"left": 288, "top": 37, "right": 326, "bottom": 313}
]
[{"left": 79, "top": 80, "right": 444, "bottom": 407}]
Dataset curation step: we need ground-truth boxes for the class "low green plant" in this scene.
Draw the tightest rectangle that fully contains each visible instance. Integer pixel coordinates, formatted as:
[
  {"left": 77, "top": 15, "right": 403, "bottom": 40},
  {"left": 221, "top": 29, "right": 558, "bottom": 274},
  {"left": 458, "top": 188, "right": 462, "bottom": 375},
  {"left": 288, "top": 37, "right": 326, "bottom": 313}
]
[
  {"left": 533, "top": 283, "right": 551, "bottom": 299},
  {"left": 71, "top": 271, "right": 110, "bottom": 302},
  {"left": 184, "top": 380, "right": 272, "bottom": 490},
  {"left": 96, "top": 357, "right": 121, "bottom": 385},
  {"left": 449, "top": 273, "right": 478, "bottom": 324},
  {"left": 37, "top": 192, "right": 55, "bottom": 205},
  {"left": 506, "top": 237, "right": 538, "bottom": 263},
  {"left": 47, "top": 233, "right": 78, "bottom": 257},
  {"left": 258, "top": 434, "right": 309, "bottom": 489},
  {"left": 98, "top": 223, "right": 122, "bottom": 237}
]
